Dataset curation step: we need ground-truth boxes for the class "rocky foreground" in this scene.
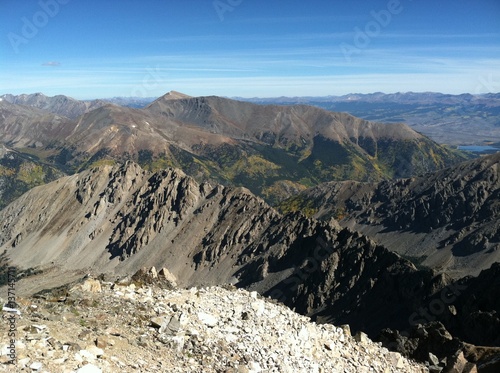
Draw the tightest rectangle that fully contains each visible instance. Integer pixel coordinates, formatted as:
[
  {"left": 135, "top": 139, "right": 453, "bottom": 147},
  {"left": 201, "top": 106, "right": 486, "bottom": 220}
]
[{"left": 1, "top": 275, "right": 427, "bottom": 373}]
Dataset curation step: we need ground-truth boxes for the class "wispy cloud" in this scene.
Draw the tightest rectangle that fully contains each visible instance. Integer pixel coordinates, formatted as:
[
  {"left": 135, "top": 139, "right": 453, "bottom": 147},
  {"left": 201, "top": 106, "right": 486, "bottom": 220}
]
[{"left": 42, "top": 61, "right": 61, "bottom": 67}]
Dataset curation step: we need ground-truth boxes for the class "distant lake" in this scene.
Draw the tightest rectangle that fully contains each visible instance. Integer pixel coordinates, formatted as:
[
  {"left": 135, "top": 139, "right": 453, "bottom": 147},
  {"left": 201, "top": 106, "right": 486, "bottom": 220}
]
[{"left": 458, "top": 145, "right": 499, "bottom": 152}]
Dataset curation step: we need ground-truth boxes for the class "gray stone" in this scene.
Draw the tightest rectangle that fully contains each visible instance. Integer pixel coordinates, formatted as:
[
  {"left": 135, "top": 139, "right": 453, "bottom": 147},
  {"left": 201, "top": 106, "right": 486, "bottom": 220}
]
[
  {"left": 151, "top": 316, "right": 167, "bottom": 328},
  {"left": 443, "top": 351, "right": 467, "bottom": 373},
  {"left": 164, "top": 316, "right": 181, "bottom": 336},
  {"left": 429, "top": 352, "right": 440, "bottom": 366},
  {"left": 354, "top": 331, "right": 370, "bottom": 344},
  {"left": 429, "top": 366, "right": 443, "bottom": 373}
]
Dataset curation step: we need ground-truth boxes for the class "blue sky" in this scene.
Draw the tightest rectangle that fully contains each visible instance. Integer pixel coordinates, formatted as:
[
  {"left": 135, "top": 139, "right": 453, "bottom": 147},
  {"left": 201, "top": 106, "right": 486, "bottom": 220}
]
[{"left": 1, "top": 0, "right": 499, "bottom": 99}]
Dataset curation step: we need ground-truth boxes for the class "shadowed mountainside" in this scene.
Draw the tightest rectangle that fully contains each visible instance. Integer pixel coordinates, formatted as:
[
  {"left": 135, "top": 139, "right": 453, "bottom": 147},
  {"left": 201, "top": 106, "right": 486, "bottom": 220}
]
[{"left": 279, "top": 152, "right": 500, "bottom": 278}]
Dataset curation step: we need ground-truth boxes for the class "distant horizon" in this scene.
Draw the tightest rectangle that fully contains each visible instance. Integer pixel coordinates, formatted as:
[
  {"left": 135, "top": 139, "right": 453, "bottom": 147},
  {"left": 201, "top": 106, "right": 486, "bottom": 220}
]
[
  {"left": 1, "top": 89, "right": 499, "bottom": 102},
  {"left": 1, "top": 0, "right": 499, "bottom": 99}
]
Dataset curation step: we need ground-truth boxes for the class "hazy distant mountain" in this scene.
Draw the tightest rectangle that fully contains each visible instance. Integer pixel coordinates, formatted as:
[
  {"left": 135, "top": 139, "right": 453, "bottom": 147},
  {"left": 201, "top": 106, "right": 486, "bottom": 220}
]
[
  {"left": 239, "top": 91, "right": 500, "bottom": 107},
  {"left": 97, "top": 91, "right": 197, "bottom": 109},
  {"left": 280, "top": 152, "right": 500, "bottom": 277},
  {"left": 0, "top": 92, "right": 469, "bottom": 205},
  {"left": 0, "top": 93, "right": 108, "bottom": 119},
  {"left": 101, "top": 96, "right": 157, "bottom": 108},
  {"left": 238, "top": 92, "right": 500, "bottom": 145}
]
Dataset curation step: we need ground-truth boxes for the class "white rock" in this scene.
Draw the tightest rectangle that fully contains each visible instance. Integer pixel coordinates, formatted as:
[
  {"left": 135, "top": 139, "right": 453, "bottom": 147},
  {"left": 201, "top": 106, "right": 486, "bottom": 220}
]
[
  {"left": 171, "top": 335, "right": 185, "bottom": 352},
  {"left": 74, "top": 352, "right": 84, "bottom": 363},
  {"left": 0, "top": 344, "right": 9, "bottom": 356},
  {"left": 86, "top": 345, "right": 104, "bottom": 357},
  {"left": 79, "top": 349, "right": 96, "bottom": 361},
  {"left": 298, "top": 325, "right": 309, "bottom": 341},
  {"left": 29, "top": 361, "right": 43, "bottom": 370},
  {"left": 18, "top": 357, "right": 30, "bottom": 367},
  {"left": 197, "top": 312, "right": 218, "bottom": 327},
  {"left": 76, "top": 364, "right": 102, "bottom": 373},
  {"left": 248, "top": 361, "right": 262, "bottom": 372},
  {"left": 251, "top": 300, "right": 265, "bottom": 316},
  {"left": 32, "top": 324, "right": 47, "bottom": 332},
  {"left": 81, "top": 279, "right": 102, "bottom": 293},
  {"left": 225, "top": 333, "right": 238, "bottom": 343}
]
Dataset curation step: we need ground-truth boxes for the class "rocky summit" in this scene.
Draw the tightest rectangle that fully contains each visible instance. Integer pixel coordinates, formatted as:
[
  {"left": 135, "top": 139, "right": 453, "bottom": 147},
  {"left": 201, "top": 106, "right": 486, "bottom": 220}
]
[{"left": 0, "top": 276, "right": 427, "bottom": 373}]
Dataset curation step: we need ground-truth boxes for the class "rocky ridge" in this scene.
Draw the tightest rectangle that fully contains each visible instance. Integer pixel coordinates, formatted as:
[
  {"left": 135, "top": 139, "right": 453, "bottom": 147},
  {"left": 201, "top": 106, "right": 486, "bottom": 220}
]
[
  {"left": 0, "top": 276, "right": 427, "bottom": 373},
  {"left": 280, "top": 152, "right": 500, "bottom": 277},
  {"left": 0, "top": 93, "right": 107, "bottom": 120}
]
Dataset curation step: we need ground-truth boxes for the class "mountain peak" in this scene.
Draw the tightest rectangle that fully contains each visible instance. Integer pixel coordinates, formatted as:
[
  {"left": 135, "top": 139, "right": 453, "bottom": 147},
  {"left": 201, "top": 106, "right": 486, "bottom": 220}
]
[{"left": 161, "top": 91, "right": 193, "bottom": 100}]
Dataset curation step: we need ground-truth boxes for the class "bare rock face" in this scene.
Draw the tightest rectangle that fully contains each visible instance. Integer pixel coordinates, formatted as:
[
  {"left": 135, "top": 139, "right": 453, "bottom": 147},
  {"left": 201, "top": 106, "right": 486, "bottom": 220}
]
[{"left": 158, "top": 268, "right": 177, "bottom": 287}]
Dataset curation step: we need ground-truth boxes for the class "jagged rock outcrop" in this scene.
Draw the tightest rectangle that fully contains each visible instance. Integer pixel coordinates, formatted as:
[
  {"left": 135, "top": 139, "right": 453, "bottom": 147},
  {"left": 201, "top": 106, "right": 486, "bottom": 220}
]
[
  {"left": 280, "top": 152, "right": 500, "bottom": 277},
  {"left": 378, "top": 321, "right": 500, "bottom": 373}
]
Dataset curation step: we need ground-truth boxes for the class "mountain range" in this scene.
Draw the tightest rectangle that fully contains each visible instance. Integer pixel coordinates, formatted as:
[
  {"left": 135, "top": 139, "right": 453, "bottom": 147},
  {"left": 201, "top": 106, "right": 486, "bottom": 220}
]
[
  {"left": 0, "top": 92, "right": 469, "bottom": 208},
  {"left": 5, "top": 91, "right": 498, "bottom": 146},
  {"left": 239, "top": 92, "right": 500, "bottom": 146},
  {"left": 0, "top": 93, "right": 107, "bottom": 120}
]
